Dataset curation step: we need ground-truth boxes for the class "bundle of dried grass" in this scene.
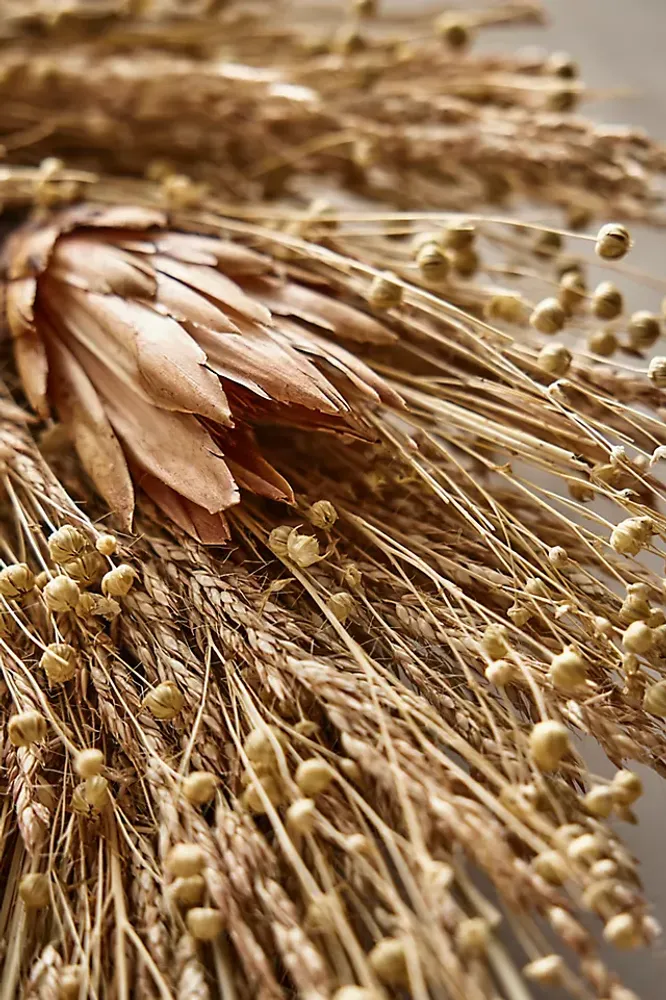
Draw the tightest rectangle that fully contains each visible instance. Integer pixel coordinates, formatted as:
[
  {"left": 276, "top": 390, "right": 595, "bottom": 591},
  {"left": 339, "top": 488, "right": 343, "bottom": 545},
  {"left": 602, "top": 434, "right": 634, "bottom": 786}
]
[
  {"left": 0, "top": 3, "right": 666, "bottom": 1000},
  {"left": 0, "top": 2, "right": 662, "bottom": 218}
]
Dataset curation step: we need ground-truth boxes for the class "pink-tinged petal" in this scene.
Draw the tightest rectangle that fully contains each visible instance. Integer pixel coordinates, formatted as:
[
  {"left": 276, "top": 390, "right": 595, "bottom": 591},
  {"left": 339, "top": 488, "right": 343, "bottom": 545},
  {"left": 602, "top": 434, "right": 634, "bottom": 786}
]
[
  {"left": 213, "top": 423, "right": 294, "bottom": 503},
  {"left": 6, "top": 278, "right": 49, "bottom": 417},
  {"left": 46, "top": 333, "right": 135, "bottom": 530},
  {"left": 223, "top": 384, "right": 371, "bottom": 440},
  {"left": 250, "top": 278, "right": 396, "bottom": 344},
  {"left": 135, "top": 468, "right": 231, "bottom": 544},
  {"left": 152, "top": 254, "right": 271, "bottom": 325},
  {"left": 275, "top": 318, "right": 404, "bottom": 409},
  {"left": 155, "top": 272, "right": 241, "bottom": 333},
  {"left": 67, "top": 340, "right": 239, "bottom": 514},
  {"left": 156, "top": 233, "right": 270, "bottom": 274},
  {"left": 49, "top": 236, "right": 157, "bottom": 299},
  {"left": 112, "top": 297, "right": 233, "bottom": 425},
  {"left": 3, "top": 224, "right": 61, "bottom": 280},
  {"left": 43, "top": 282, "right": 232, "bottom": 425},
  {"left": 194, "top": 321, "right": 346, "bottom": 414},
  {"left": 40, "top": 278, "right": 148, "bottom": 395}
]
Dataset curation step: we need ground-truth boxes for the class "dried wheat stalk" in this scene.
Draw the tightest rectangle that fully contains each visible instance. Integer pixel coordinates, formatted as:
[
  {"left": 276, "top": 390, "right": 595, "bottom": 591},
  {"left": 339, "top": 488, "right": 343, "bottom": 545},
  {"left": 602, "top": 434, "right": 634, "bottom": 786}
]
[
  {"left": 0, "top": 3, "right": 665, "bottom": 1000},
  {"left": 0, "top": 4, "right": 661, "bottom": 218}
]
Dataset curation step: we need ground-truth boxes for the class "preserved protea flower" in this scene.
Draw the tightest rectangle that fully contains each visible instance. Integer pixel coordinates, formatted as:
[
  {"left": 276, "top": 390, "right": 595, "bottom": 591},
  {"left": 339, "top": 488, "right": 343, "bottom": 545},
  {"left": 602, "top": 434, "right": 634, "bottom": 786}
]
[{"left": 3, "top": 205, "right": 400, "bottom": 542}]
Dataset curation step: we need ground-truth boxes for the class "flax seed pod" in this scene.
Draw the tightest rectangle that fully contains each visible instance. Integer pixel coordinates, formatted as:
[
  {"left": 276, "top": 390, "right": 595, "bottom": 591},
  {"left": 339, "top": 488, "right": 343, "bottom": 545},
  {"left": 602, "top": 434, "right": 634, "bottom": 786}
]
[
  {"left": 455, "top": 918, "right": 489, "bottom": 959},
  {"left": 524, "top": 956, "right": 564, "bottom": 986},
  {"left": 450, "top": 247, "right": 479, "bottom": 277},
  {"left": 171, "top": 875, "right": 205, "bottom": 906},
  {"left": 19, "top": 873, "right": 50, "bottom": 908},
  {"left": 63, "top": 551, "right": 106, "bottom": 587},
  {"left": 534, "top": 230, "right": 562, "bottom": 259},
  {"left": 8, "top": 711, "right": 47, "bottom": 747},
  {"left": 485, "top": 291, "right": 527, "bottom": 325},
  {"left": 559, "top": 270, "right": 586, "bottom": 313},
  {"left": 533, "top": 850, "right": 569, "bottom": 885},
  {"left": 101, "top": 564, "right": 136, "bottom": 597},
  {"left": 244, "top": 726, "right": 283, "bottom": 766},
  {"left": 416, "top": 241, "right": 450, "bottom": 283},
  {"left": 588, "top": 328, "right": 618, "bottom": 357},
  {"left": 627, "top": 311, "right": 661, "bottom": 350},
  {"left": 83, "top": 776, "right": 109, "bottom": 810},
  {"left": 40, "top": 643, "right": 77, "bottom": 684},
  {"left": 537, "top": 343, "right": 572, "bottom": 376},
  {"left": 549, "top": 647, "right": 587, "bottom": 692},
  {"left": 595, "top": 223, "right": 631, "bottom": 261},
  {"left": 327, "top": 592, "right": 355, "bottom": 622},
  {"left": 0, "top": 563, "right": 34, "bottom": 598},
  {"left": 485, "top": 659, "right": 515, "bottom": 686},
  {"left": 286, "top": 798, "right": 317, "bottom": 834},
  {"left": 369, "top": 937, "right": 409, "bottom": 986},
  {"left": 296, "top": 758, "right": 335, "bottom": 796},
  {"left": 142, "top": 681, "right": 184, "bottom": 720},
  {"left": 368, "top": 272, "right": 402, "bottom": 310},
  {"left": 603, "top": 913, "right": 640, "bottom": 949},
  {"left": 286, "top": 530, "right": 320, "bottom": 568},
  {"left": 643, "top": 680, "right": 666, "bottom": 717},
  {"left": 95, "top": 533, "right": 117, "bottom": 555},
  {"left": 621, "top": 621, "right": 654, "bottom": 654},
  {"left": 436, "top": 18, "right": 472, "bottom": 51},
  {"left": 43, "top": 576, "right": 80, "bottom": 612},
  {"left": 58, "top": 967, "right": 83, "bottom": 1000},
  {"left": 186, "top": 907, "right": 224, "bottom": 941},
  {"left": 611, "top": 770, "right": 643, "bottom": 806},
  {"left": 610, "top": 516, "right": 653, "bottom": 556},
  {"left": 648, "top": 356, "right": 666, "bottom": 387},
  {"left": 530, "top": 297, "right": 566, "bottom": 334},
  {"left": 584, "top": 786, "right": 615, "bottom": 818},
  {"left": 48, "top": 525, "right": 89, "bottom": 564},
  {"left": 530, "top": 720, "right": 570, "bottom": 771},
  {"left": 166, "top": 844, "right": 206, "bottom": 878},
  {"left": 333, "top": 988, "right": 375, "bottom": 1000},
  {"left": 308, "top": 500, "right": 337, "bottom": 529},
  {"left": 442, "top": 221, "right": 476, "bottom": 251},
  {"left": 182, "top": 771, "right": 218, "bottom": 805},
  {"left": 481, "top": 625, "right": 509, "bottom": 660},
  {"left": 75, "top": 749, "right": 104, "bottom": 778},
  {"left": 592, "top": 281, "right": 623, "bottom": 320}
]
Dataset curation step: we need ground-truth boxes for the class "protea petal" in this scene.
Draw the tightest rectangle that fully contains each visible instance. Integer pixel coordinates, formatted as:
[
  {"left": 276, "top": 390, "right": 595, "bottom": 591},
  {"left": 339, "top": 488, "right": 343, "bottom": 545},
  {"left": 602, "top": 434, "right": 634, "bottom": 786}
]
[
  {"left": 251, "top": 277, "right": 396, "bottom": 344},
  {"left": 49, "top": 236, "right": 158, "bottom": 299},
  {"left": 135, "top": 468, "right": 231, "bottom": 545},
  {"left": 153, "top": 233, "right": 270, "bottom": 275},
  {"left": 274, "top": 319, "right": 404, "bottom": 409},
  {"left": 42, "top": 282, "right": 232, "bottom": 424},
  {"left": 155, "top": 272, "right": 242, "bottom": 334},
  {"left": 195, "top": 321, "right": 348, "bottom": 414},
  {"left": 152, "top": 255, "right": 271, "bottom": 325},
  {"left": 64, "top": 338, "right": 239, "bottom": 514},
  {"left": 46, "top": 332, "right": 135, "bottom": 530},
  {"left": 6, "top": 277, "right": 49, "bottom": 418},
  {"left": 212, "top": 423, "right": 294, "bottom": 503},
  {"left": 3, "top": 205, "right": 401, "bottom": 541}
]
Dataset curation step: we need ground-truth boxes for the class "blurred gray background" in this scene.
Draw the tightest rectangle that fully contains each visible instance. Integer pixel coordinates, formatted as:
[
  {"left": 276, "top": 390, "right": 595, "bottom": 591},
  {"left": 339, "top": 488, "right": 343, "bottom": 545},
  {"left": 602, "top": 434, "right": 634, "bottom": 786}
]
[{"left": 486, "top": 3, "right": 666, "bottom": 997}]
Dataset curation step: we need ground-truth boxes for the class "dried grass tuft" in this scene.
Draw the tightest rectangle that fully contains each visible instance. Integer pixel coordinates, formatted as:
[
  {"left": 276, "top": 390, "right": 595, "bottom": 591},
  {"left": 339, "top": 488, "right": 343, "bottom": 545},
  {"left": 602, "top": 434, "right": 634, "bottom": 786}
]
[{"left": 0, "top": 2, "right": 665, "bottom": 999}]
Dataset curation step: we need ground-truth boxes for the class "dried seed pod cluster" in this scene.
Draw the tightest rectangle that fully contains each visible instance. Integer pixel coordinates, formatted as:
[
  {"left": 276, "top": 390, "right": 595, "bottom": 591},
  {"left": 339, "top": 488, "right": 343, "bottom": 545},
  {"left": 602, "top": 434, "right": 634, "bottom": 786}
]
[
  {"left": 41, "top": 526, "right": 136, "bottom": 629},
  {"left": 0, "top": 4, "right": 665, "bottom": 999}
]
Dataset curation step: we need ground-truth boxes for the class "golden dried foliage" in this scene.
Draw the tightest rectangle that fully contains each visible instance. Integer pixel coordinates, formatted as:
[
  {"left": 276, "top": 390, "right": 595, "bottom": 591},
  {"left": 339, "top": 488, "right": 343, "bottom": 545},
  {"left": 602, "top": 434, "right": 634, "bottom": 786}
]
[{"left": 0, "top": 2, "right": 665, "bottom": 1000}]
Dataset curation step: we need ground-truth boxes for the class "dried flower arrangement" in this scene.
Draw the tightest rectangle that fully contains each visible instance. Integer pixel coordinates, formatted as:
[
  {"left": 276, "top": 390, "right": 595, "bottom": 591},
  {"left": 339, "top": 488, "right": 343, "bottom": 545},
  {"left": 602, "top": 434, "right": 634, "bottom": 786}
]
[{"left": 0, "top": 2, "right": 665, "bottom": 999}]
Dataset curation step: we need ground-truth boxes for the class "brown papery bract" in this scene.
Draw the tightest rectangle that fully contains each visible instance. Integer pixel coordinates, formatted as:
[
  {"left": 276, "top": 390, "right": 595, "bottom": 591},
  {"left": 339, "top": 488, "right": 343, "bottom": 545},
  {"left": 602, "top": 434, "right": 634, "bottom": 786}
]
[{"left": 0, "top": 3, "right": 665, "bottom": 1000}]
